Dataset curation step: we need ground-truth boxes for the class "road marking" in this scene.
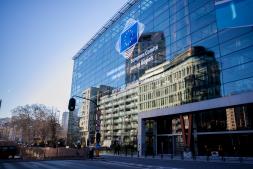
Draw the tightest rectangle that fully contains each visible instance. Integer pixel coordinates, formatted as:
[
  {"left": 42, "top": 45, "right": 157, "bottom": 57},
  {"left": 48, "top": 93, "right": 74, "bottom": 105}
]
[
  {"left": 102, "top": 160, "right": 183, "bottom": 169},
  {"left": 100, "top": 161, "right": 144, "bottom": 168}
]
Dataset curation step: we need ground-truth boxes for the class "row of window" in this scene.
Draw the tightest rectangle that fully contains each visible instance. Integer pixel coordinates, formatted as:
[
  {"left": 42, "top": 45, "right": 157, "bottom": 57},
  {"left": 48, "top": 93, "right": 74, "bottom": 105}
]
[
  {"left": 146, "top": 103, "right": 253, "bottom": 135},
  {"left": 139, "top": 57, "right": 215, "bottom": 93}
]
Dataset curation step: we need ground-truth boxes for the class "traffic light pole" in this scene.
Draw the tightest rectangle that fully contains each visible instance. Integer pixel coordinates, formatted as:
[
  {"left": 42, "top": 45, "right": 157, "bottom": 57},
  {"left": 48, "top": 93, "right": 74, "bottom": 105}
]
[
  {"left": 68, "top": 95, "right": 101, "bottom": 146},
  {"left": 72, "top": 95, "right": 98, "bottom": 107}
]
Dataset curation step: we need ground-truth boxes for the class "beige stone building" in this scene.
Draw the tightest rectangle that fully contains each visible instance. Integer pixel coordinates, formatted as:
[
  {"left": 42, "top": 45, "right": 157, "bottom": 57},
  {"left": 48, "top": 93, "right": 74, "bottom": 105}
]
[{"left": 99, "top": 83, "right": 138, "bottom": 147}]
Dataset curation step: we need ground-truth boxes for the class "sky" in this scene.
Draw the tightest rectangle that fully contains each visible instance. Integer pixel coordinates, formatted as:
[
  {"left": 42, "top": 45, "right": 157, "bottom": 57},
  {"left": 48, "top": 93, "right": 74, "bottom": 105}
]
[{"left": 0, "top": 0, "right": 128, "bottom": 118}]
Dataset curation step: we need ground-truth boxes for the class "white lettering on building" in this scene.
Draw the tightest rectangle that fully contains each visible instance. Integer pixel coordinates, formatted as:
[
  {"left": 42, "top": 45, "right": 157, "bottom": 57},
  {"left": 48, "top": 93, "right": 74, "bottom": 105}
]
[
  {"left": 130, "top": 45, "right": 158, "bottom": 63},
  {"left": 129, "top": 45, "right": 158, "bottom": 73}
]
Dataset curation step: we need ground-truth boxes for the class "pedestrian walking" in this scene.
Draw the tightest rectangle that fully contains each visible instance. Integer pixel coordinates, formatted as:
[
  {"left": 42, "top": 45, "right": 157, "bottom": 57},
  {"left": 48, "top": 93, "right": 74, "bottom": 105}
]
[{"left": 117, "top": 143, "right": 120, "bottom": 155}]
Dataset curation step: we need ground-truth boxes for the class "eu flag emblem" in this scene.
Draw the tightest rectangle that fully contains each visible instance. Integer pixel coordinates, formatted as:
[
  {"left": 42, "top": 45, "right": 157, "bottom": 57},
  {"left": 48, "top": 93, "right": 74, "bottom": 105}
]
[{"left": 120, "top": 22, "right": 138, "bottom": 53}]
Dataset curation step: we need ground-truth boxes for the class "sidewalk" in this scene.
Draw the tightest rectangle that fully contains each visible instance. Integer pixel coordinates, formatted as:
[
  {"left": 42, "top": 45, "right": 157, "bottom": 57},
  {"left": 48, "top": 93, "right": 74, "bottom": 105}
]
[{"left": 101, "top": 153, "right": 253, "bottom": 164}]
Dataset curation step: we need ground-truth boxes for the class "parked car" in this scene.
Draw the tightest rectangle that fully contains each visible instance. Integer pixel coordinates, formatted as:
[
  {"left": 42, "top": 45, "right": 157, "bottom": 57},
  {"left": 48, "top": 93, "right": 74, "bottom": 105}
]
[{"left": 0, "top": 140, "right": 18, "bottom": 159}]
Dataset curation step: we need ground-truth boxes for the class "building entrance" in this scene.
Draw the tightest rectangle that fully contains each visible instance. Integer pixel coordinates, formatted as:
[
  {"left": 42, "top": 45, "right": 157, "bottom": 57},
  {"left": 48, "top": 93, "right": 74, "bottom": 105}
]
[{"left": 157, "top": 135, "right": 184, "bottom": 155}]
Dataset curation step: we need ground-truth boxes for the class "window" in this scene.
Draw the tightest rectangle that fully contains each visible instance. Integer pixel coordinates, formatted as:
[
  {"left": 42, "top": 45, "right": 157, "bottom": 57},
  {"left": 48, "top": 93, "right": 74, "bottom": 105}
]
[
  {"left": 220, "top": 31, "right": 253, "bottom": 56},
  {"left": 224, "top": 77, "right": 253, "bottom": 96},
  {"left": 192, "top": 22, "right": 217, "bottom": 44},
  {"left": 191, "top": 11, "right": 216, "bottom": 33},
  {"left": 222, "top": 61, "right": 253, "bottom": 83},
  {"left": 221, "top": 46, "right": 253, "bottom": 69}
]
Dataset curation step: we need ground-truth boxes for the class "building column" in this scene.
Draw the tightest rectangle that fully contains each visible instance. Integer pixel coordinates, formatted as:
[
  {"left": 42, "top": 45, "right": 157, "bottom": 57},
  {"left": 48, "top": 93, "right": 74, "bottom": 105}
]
[
  {"left": 138, "top": 117, "right": 145, "bottom": 156},
  {"left": 192, "top": 113, "right": 198, "bottom": 156},
  {"left": 153, "top": 120, "right": 157, "bottom": 155},
  {"left": 180, "top": 115, "right": 187, "bottom": 147},
  {"left": 180, "top": 114, "right": 193, "bottom": 148}
]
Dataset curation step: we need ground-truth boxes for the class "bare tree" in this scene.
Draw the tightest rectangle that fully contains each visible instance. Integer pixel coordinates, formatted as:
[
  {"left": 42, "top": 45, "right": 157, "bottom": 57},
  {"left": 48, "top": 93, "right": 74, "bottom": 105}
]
[
  {"left": 47, "top": 109, "right": 61, "bottom": 147},
  {"left": 11, "top": 104, "right": 61, "bottom": 146}
]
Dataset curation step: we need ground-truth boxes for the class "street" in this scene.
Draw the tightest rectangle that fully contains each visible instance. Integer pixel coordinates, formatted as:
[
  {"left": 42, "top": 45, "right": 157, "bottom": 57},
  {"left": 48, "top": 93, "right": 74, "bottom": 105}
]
[{"left": 1, "top": 156, "right": 253, "bottom": 169}]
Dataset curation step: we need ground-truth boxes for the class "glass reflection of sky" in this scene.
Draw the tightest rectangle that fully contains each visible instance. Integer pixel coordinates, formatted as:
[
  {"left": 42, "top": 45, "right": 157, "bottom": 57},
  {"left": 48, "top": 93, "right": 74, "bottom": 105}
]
[{"left": 215, "top": 0, "right": 253, "bottom": 28}]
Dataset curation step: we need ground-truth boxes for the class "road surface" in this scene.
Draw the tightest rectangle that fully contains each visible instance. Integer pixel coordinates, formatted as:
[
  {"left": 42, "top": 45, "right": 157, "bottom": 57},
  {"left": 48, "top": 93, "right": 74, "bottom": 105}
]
[{"left": 0, "top": 156, "right": 252, "bottom": 169}]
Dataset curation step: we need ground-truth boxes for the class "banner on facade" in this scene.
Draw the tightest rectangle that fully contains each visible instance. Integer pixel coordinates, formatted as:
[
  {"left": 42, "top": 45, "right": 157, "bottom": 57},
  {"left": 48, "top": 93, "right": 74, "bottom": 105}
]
[{"left": 116, "top": 18, "right": 144, "bottom": 59}]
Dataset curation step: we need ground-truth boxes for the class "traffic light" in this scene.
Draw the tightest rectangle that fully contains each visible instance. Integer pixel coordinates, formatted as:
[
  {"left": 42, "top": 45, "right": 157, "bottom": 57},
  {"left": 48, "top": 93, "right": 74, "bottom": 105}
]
[
  {"left": 96, "top": 132, "right": 101, "bottom": 144},
  {"left": 68, "top": 97, "right": 76, "bottom": 111}
]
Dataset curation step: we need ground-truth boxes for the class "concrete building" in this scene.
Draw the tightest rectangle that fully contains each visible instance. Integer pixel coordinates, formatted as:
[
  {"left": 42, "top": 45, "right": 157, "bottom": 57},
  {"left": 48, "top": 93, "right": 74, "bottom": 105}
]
[
  {"left": 62, "top": 112, "right": 69, "bottom": 131},
  {"left": 61, "top": 111, "right": 69, "bottom": 139},
  {"left": 138, "top": 46, "right": 220, "bottom": 112},
  {"left": 79, "top": 87, "right": 98, "bottom": 146},
  {"left": 99, "top": 83, "right": 138, "bottom": 147},
  {"left": 78, "top": 85, "right": 114, "bottom": 147}
]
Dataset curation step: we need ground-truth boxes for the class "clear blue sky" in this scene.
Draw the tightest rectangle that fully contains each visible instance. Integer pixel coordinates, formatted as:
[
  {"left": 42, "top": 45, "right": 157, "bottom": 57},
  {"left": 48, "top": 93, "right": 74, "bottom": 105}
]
[{"left": 0, "top": 0, "right": 127, "bottom": 118}]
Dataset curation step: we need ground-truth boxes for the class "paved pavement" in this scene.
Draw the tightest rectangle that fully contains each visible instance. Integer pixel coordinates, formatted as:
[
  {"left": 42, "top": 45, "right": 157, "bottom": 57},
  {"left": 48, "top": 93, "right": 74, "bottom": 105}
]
[
  {"left": 102, "top": 155, "right": 253, "bottom": 169},
  {"left": 101, "top": 152, "right": 253, "bottom": 164},
  {"left": 0, "top": 156, "right": 253, "bottom": 169}
]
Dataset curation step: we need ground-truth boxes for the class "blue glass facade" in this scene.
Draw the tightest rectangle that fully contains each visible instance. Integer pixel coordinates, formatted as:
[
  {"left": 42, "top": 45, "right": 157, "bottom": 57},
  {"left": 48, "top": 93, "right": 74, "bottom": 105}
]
[
  {"left": 71, "top": 0, "right": 253, "bottom": 103},
  {"left": 71, "top": 0, "right": 253, "bottom": 156}
]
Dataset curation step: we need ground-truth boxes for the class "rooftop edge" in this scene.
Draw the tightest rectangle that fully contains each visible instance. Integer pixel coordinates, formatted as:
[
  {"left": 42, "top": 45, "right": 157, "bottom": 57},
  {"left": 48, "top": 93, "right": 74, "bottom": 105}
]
[{"left": 72, "top": 0, "right": 138, "bottom": 60}]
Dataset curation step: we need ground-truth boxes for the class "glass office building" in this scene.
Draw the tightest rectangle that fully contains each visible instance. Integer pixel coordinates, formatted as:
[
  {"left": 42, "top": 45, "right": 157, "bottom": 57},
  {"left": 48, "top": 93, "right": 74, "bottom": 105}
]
[{"left": 70, "top": 0, "right": 253, "bottom": 156}]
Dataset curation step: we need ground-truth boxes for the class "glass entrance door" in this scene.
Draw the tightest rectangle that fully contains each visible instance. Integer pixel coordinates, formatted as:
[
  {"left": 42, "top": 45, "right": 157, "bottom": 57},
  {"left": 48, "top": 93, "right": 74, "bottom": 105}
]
[{"left": 157, "top": 136, "right": 173, "bottom": 154}]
